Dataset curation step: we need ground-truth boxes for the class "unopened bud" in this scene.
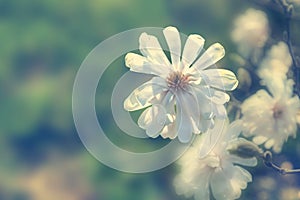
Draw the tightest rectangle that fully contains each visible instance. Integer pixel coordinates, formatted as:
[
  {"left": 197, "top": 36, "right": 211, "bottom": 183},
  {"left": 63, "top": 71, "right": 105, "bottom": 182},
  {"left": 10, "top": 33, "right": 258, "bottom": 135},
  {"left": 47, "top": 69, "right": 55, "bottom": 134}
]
[
  {"left": 264, "top": 151, "right": 273, "bottom": 162},
  {"left": 227, "top": 138, "right": 263, "bottom": 159}
]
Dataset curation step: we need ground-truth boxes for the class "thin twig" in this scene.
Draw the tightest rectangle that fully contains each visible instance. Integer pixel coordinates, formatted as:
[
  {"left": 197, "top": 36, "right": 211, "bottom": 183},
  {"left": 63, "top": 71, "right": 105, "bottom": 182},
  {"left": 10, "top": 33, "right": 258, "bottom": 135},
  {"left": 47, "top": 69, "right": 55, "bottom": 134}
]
[
  {"left": 275, "top": 0, "right": 300, "bottom": 95},
  {"left": 262, "top": 151, "right": 300, "bottom": 175}
]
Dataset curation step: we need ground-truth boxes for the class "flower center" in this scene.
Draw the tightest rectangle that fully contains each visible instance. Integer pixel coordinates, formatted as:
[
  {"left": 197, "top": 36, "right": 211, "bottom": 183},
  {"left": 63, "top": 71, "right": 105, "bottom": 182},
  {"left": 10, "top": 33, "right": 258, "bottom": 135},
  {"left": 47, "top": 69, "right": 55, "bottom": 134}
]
[
  {"left": 166, "top": 71, "right": 189, "bottom": 91},
  {"left": 272, "top": 103, "right": 284, "bottom": 119}
]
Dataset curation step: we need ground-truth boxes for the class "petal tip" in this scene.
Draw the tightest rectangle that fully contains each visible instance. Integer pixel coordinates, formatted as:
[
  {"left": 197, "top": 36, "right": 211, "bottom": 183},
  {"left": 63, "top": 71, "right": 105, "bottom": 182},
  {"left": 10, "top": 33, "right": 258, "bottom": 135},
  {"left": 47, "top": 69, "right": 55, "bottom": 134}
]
[{"left": 163, "top": 26, "right": 178, "bottom": 32}]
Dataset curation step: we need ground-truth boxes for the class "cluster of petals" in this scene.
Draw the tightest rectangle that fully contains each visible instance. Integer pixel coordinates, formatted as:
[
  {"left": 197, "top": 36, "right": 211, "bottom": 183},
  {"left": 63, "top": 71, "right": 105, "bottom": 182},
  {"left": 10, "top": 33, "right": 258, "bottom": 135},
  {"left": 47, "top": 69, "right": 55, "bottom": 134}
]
[
  {"left": 174, "top": 120, "right": 257, "bottom": 200},
  {"left": 124, "top": 26, "right": 238, "bottom": 142},
  {"left": 241, "top": 34, "right": 300, "bottom": 152},
  {"left": 258, "top": 41, "right": 292, "bottom": 84},
  {"left": 231, "top": 8, "right": 269, "bottom": 57},
  {"left": 241, "top": 79, "right": 300, "bottom": 153}
]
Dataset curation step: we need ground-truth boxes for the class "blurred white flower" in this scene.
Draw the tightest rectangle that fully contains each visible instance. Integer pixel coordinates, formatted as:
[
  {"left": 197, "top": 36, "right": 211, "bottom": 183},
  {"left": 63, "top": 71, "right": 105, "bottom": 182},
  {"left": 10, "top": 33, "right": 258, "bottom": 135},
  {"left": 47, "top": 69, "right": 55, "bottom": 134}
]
[
  {"left": 174, "top": 120, "right": 257, "bottom": 200},
  {"left": 258, "top": 42, "right": 292, "bottom": 84},
  {"left": 19, "top": 155, "right": 96, "bottom": 200},
  {"left": 124, "top": 26, "right": 238, "bottom": 142},
  {"left": 231, "top": 8, "right": 269, "bottom": 58},
  {"left": 287, "top": 0, "right": 300, "bottom": 5},
  {"left": 241, "top": 79, "right": 300, "bottom": 153}
]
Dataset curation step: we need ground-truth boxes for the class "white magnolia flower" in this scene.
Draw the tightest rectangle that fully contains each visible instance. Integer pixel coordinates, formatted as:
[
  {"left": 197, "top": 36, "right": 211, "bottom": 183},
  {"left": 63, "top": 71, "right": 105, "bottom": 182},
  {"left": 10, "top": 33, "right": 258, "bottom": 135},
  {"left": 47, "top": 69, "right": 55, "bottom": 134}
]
[
  {"left": 231, "top": 8, "right": 269, "bottom": 57},
  {"left": 241, "top": 79, "right": 300, "bottom": 153},
  {"left": 124, "top": 26, "right": 238, "bottom": 143},
  {"left": 258, "top": 42, "right": 292, "bottom": 84},
  {"left": 174, "top": 120, "right": 257, "bottom": 200}
]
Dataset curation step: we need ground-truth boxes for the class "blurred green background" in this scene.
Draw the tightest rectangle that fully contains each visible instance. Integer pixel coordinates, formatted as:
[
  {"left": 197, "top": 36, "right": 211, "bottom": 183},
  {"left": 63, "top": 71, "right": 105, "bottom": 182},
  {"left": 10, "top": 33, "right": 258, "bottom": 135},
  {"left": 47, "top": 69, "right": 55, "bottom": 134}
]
[{"left": 0, "top": 0, "right": 300, "bottom": 199}]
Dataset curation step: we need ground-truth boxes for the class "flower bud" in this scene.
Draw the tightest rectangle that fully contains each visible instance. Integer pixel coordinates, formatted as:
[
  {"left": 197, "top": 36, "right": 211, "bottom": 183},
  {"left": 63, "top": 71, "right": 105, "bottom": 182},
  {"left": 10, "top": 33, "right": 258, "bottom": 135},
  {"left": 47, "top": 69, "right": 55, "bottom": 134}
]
[{"left": 227, "top": 138, "right": 263, "bottom": 159}]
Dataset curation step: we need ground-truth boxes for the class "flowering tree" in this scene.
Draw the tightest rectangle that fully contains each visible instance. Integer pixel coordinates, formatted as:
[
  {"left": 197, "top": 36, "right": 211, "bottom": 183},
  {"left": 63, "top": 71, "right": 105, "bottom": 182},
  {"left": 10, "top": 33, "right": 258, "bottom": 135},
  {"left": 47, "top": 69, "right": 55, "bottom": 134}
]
[{"left": 123, "top": 0, "right": 300, "bottom": 199}]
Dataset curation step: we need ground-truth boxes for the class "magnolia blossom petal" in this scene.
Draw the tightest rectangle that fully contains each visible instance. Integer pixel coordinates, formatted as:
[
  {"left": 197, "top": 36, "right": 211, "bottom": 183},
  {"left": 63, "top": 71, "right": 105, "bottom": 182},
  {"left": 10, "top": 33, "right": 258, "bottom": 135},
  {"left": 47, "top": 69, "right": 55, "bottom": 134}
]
[
  {"left": 196, "top": 85, "right": 230, "bottom": 105},
  {"left": 175, "top": 92, "right": 199, "bottom": 142},
  {"left": 265, "top": 139, "right": 275, "bottom": 149},
  {"left": 193, "top": 86, "right": 214, "bottom": 117},
  {"left": 181, "top": 34, "right": 205, "bottom": 70},
  {"left": 201, "top": 69, "right": 239, "bottom": 91},
  {"left": 233, "top": 166, "right": 252, "bottom": 187},
  {"left": 227, "top": 120, "right": 243, "bottom": 140},
  {"left": 210, "top": 168, "right": 240, "bottom": 200},
  {"left": 173, "top": 175, "right": 194, "bottom": 198},
  {"left": 124, "top": 92, "right": 150, "bottom": 112},
  {"left": 211, "top": 90, "right": 230, "bottom": 105},
  {"left": 160, "top": 121, "right": 177, "bottom": 139},
  {"left": 176, "top": 100, "right": 193, "bottom": 143},
  {"left": 199, "top": 118, "right": 214, "bottom": 132},
  {"left": 252, "top": 135, "right": 268, "bottom": 145},
  {"left": 163, "top": 26, "right": 181, "bottom": 69},
  {"left": 198, "top": 120, "right": 225, "bottom": 158},
  {"left": 193, "top": 175, "right": 210, "bottom": 200},
  {"left": 124, "top": 77, "right": 167, "bottom": 111},
  {"left": 258, "top": 42, "right": 291, "bottom": 86},
  {"left": 139, "top": 32, "right": 171, "bottom": 66},
  {"left": 241, "top": 90, "right": 272, "bottom": 116},
  {"left": 125, "top": 53, "right": 171, "bottom": 77},
  {"left": 193, "top": 43, "right": 225, "bottom": 70},
  {"left": 213, "top": 105, "right": 227, "bottom": 119},
  {"left": 137, "top": 104, "right": 167, "bottom": 137},
  {"left": 176, "top": 90, "right": 201, "bottom": 142}
]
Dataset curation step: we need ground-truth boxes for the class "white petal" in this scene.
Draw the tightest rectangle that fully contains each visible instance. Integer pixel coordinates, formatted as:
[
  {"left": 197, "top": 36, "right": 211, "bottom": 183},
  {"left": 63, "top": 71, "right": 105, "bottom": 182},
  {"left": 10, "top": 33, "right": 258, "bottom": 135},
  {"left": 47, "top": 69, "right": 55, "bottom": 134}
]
[
  {"left": 201, "top": 69, "right": 239, "bottom": 91},
  {"left": 194, "top": 174, "right": 210, "bottom": 200},
  {"left": 176, "top": 102, "right": 193, "bottom": 143},
  {"left": 206, "top": 89, "right": 230, "bottom": 105},
  {"left": 124, "top": 90, "right": 150, "bottom": 111},
  {"left": 199, "top": 119, "right": 227, "bottom": 158},
  {"left": 124, "top": 77, "right": 167, "bottom": 111},
  {"left": 233, "top": 166, "right": 253, "bottom": 186},
  {"left": 163, "top": 26, "right": 181, "bottom": 69},
  {"left": 193, "top": 86, "right": 214, "bottom": 116},
  {"left": 175, "top": 92, "right": 199, "bottom": 143},
  {"left": 173, "top": 175, "right": 193, "bottom": 197},
  {"left": 253, "top": 135, "right": 268, "bottom": 145},
  {"left": 227, "top": 119, "right": 243, "bottom": 140},
  {"left": 198, "top": 118, "right": 214, "bottom": 132},
  {"left": 285, "top": 79, "right": 295, "bottom": 97},
  {"left": 125, "top": 53, "right": 169, "bottom": 77},
  {"left": 210, "top": 168, "right": 241, "bottom": 200},
  {"left": 161, "top": 121, "right": 177, "bottom": 139},
  {"left": 137, "top": 104, "right": 167, "bottom": 137},
  {"left": 214, "top": 105, "right": 227, "bottom": 119},
  {"left": 266, "top": 76, "right": 285, "bottom": 98},
  {"left": 176, "top": 89, "right": 201, "bottom": 141},
  {"left": 193, "top": 43, "right": 225, "bottom": 70},
  {"left": 182, "top": 34, "right": 205, "bottom": 69},
  {"left": 139, "top": 32, "right": 171, "bottom": 66},
  {"left": 265, "top": 139, "right": 275, "bottom": 149}
]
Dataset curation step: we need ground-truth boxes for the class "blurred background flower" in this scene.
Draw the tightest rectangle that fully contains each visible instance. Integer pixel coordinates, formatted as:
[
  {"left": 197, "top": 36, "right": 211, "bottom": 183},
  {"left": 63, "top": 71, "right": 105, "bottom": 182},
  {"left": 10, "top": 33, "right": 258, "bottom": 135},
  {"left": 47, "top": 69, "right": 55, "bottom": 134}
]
[
  {"left": 231, "top": 8, "right": 269, "bottom": 59},
  {"left": 0, "top": 0, "right": 300, "bottom": 199}
]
